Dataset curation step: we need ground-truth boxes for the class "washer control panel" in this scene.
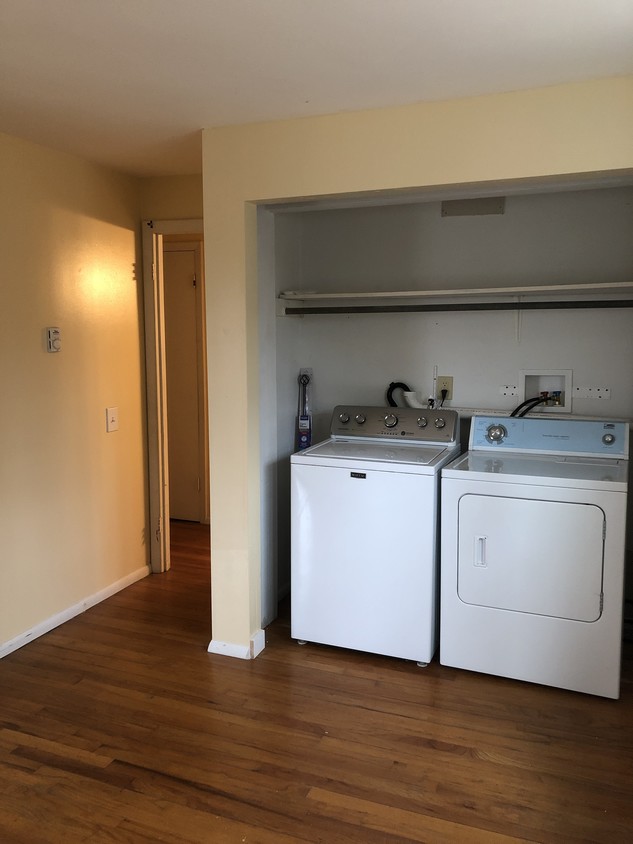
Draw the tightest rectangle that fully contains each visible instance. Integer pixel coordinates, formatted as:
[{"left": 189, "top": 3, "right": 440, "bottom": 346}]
[
  {"left": 470, "top": 415, "right": 629, "bottom": 458},
  {"left": 331, "top": 406, "right": 459, "bottom": 443}
]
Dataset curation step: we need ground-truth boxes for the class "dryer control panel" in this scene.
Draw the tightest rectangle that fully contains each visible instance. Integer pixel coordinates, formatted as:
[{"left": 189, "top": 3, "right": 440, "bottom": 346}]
[
  {"left": 470, "top": 415, "right": 629, "bottom": 458},
  {"left": 331, "top": 405, "right": 459, "bottom": 444}
]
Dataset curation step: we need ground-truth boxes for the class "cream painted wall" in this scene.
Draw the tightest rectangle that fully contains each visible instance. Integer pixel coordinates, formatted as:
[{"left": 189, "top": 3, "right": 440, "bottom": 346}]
[
  {"left": 139, "top": 175, "right": 203, "bottom": 220},
  {"left": 0, "top": 132, "right": 148, "bottom": 649},
  {"left": 202, "top": 76, "right": 633, "bottom": 653}
]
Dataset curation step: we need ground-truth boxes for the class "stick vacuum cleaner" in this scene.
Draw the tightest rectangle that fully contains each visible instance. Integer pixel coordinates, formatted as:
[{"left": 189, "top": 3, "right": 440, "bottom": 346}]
[{"left": 297, "top": 369, "right": 312, "bottom": 450}]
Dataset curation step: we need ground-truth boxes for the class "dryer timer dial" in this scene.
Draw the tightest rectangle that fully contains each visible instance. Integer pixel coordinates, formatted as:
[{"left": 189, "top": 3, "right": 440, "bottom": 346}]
[{"left": 486, "top": 423, "right": 507, "bottom": 443}]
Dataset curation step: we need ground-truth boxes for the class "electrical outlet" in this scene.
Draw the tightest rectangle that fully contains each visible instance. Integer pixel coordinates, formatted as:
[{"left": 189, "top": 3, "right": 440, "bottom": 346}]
[
  {"left": 499, "top": 385, "right": 519, "bottom": 397},
  {"left": 437, "top": 375, "right": 453, "bottom": 401}
]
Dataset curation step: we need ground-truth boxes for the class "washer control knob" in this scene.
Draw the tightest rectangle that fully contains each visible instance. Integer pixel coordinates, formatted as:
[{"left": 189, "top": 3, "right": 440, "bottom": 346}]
[
  {"left": 355, "top": 413, "right": 366, "bottom": 425},
  {"left": 434, "top": 417, "right": 446, "bottom": 429},
  {"left": 486, "top": 424, "right": 507, "bottom": 443},
  {"left": 338, "top": 412, "right": 350, "bottom": 424},
  {"left": 417, "top": 416, "right": 428, "bottom": 428},
  {"left": 602, "top": 433, "right": 616, "bottom": 445},
  {"left": 384, "top": 413, "right": 398, "bottom": 428}
]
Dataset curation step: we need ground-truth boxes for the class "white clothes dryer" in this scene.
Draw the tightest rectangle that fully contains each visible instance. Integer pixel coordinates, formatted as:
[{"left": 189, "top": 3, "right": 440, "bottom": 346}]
[
  {"left": 440, "top": 415, "right": 629, "bottom": 698},
  {"left": 291, "top": 405, "right": 460, "bottom": 664}
]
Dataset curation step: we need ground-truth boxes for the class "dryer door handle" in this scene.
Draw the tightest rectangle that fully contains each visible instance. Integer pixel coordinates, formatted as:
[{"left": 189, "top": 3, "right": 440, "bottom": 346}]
[{"left": 474, "top": 535, "right": 488, "bottom": 568}]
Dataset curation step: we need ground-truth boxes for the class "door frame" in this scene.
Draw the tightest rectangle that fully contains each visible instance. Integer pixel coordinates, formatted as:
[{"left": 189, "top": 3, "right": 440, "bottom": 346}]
[{"left": 142, "top": 218, "right": 204, "bottom": 573}]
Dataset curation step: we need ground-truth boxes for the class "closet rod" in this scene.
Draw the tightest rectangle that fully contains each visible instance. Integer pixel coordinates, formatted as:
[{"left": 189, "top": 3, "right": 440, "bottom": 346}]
[{"left": 283, "top": 299, "right": 633, "bottom": 316}]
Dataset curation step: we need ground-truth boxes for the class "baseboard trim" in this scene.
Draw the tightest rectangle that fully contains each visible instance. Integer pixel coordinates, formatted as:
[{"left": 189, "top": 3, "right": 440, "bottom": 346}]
[
  {"left": 0, "top": 565, "right": 150, "bottom": 659},
  {"left": 208, "top": 628, "right": 266, "bottom": 660}
]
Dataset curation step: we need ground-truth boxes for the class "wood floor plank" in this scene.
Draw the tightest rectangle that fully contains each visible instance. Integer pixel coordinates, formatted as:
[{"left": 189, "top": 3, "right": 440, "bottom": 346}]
[
  {"left": 0, "top": 728, "right": 113, "bottom": 769},
  {"left": 306, "top": 785, "right": 534, "bottom": 843}
]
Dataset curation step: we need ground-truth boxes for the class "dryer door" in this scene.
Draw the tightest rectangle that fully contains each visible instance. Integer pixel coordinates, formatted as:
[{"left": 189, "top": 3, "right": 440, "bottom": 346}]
[{"left": 457, "top": 494, "right": 604, "bottom": 621}]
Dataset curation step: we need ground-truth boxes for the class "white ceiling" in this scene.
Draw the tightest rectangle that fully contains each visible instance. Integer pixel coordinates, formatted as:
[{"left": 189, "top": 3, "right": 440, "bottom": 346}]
[{"left": 1, "top": 0, "right": 632, "bottom": 178}]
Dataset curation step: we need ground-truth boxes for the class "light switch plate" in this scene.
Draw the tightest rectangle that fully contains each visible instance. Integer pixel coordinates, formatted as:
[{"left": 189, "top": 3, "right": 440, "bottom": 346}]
[{"left": 106, "top": 407, "right": 119, "bottom": 432}]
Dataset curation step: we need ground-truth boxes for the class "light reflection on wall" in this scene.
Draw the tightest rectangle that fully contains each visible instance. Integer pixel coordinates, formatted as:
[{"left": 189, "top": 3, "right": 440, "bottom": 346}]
[
  {"left": 76, "top": 261, "right": 127, "bottom": 312},
  {"left": 50, "top": 211, "right": 137, "bottom": 319}
]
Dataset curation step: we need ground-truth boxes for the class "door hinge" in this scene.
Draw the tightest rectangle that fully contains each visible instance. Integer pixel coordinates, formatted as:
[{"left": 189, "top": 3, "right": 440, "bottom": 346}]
[
  {"left": 192, "top": 273, "right": 197, "bottom": 288},
  {"left": 155, "top": 517, "right": 162, "bottom": 542},
  {"left": 197, "top": 476, "right": 201, "bottom": 492}
]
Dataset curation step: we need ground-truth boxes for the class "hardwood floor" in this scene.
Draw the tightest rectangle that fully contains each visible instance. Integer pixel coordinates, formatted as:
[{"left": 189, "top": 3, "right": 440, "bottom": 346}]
[{"left": 1, "top": 521, "right": 632, "bottom": 843}]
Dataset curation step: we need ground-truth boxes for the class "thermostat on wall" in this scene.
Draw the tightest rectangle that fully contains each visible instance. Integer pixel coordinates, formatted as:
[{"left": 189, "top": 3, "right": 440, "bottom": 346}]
[{"left": 46, "top": 327, "right": 61, "bottom": 352}]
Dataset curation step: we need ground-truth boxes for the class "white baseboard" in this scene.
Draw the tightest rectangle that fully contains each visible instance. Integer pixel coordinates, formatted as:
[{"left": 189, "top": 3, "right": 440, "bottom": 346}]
[
  {"left": 0, "top": 565, "right": 150, "bottom": 659},
  {"left": 207, "top": 628, "right": 266, "bottom": 659},
  {"left": 251, "top": 628, "right": 266, "bottom": 657}
]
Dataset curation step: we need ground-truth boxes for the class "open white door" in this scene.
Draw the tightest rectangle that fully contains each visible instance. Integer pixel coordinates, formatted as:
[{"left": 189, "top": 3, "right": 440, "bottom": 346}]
[{"left": 142, "top": 218, "right": 204, "bottom": 573}]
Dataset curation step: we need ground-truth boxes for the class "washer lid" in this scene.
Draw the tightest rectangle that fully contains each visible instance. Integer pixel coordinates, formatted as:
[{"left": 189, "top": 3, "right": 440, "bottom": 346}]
[{"left": 296, "top": 438, "right": 453, "bottom": 466}]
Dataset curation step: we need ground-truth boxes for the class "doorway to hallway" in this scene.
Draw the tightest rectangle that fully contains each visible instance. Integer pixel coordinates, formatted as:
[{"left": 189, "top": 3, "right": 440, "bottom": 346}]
[
  {"left": 163, "top": 237, "right": 209, "bottom": 524},
  {"left": 142, "top": 218, "right": 208, "bottom": 574}
]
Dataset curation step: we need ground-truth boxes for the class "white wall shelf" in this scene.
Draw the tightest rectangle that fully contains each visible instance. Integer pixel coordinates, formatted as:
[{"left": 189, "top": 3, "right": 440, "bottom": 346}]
[{"left": 278, "top": 281, "right": 633, "bottom": 315}]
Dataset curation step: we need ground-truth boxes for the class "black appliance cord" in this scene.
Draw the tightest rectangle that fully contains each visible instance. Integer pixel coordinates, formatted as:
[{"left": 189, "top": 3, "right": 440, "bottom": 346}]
[{"left": 387, "top": 381, "right": 412, "bottom": 407}]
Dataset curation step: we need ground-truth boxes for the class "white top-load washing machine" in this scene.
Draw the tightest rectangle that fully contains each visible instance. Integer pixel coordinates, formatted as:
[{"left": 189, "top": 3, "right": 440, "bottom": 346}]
[
  {"left": 440, "top": 415, "right": 629, "bottom": 698},
  {"left": 291, "top": 405, "right": 460, "bottom": 664}
]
